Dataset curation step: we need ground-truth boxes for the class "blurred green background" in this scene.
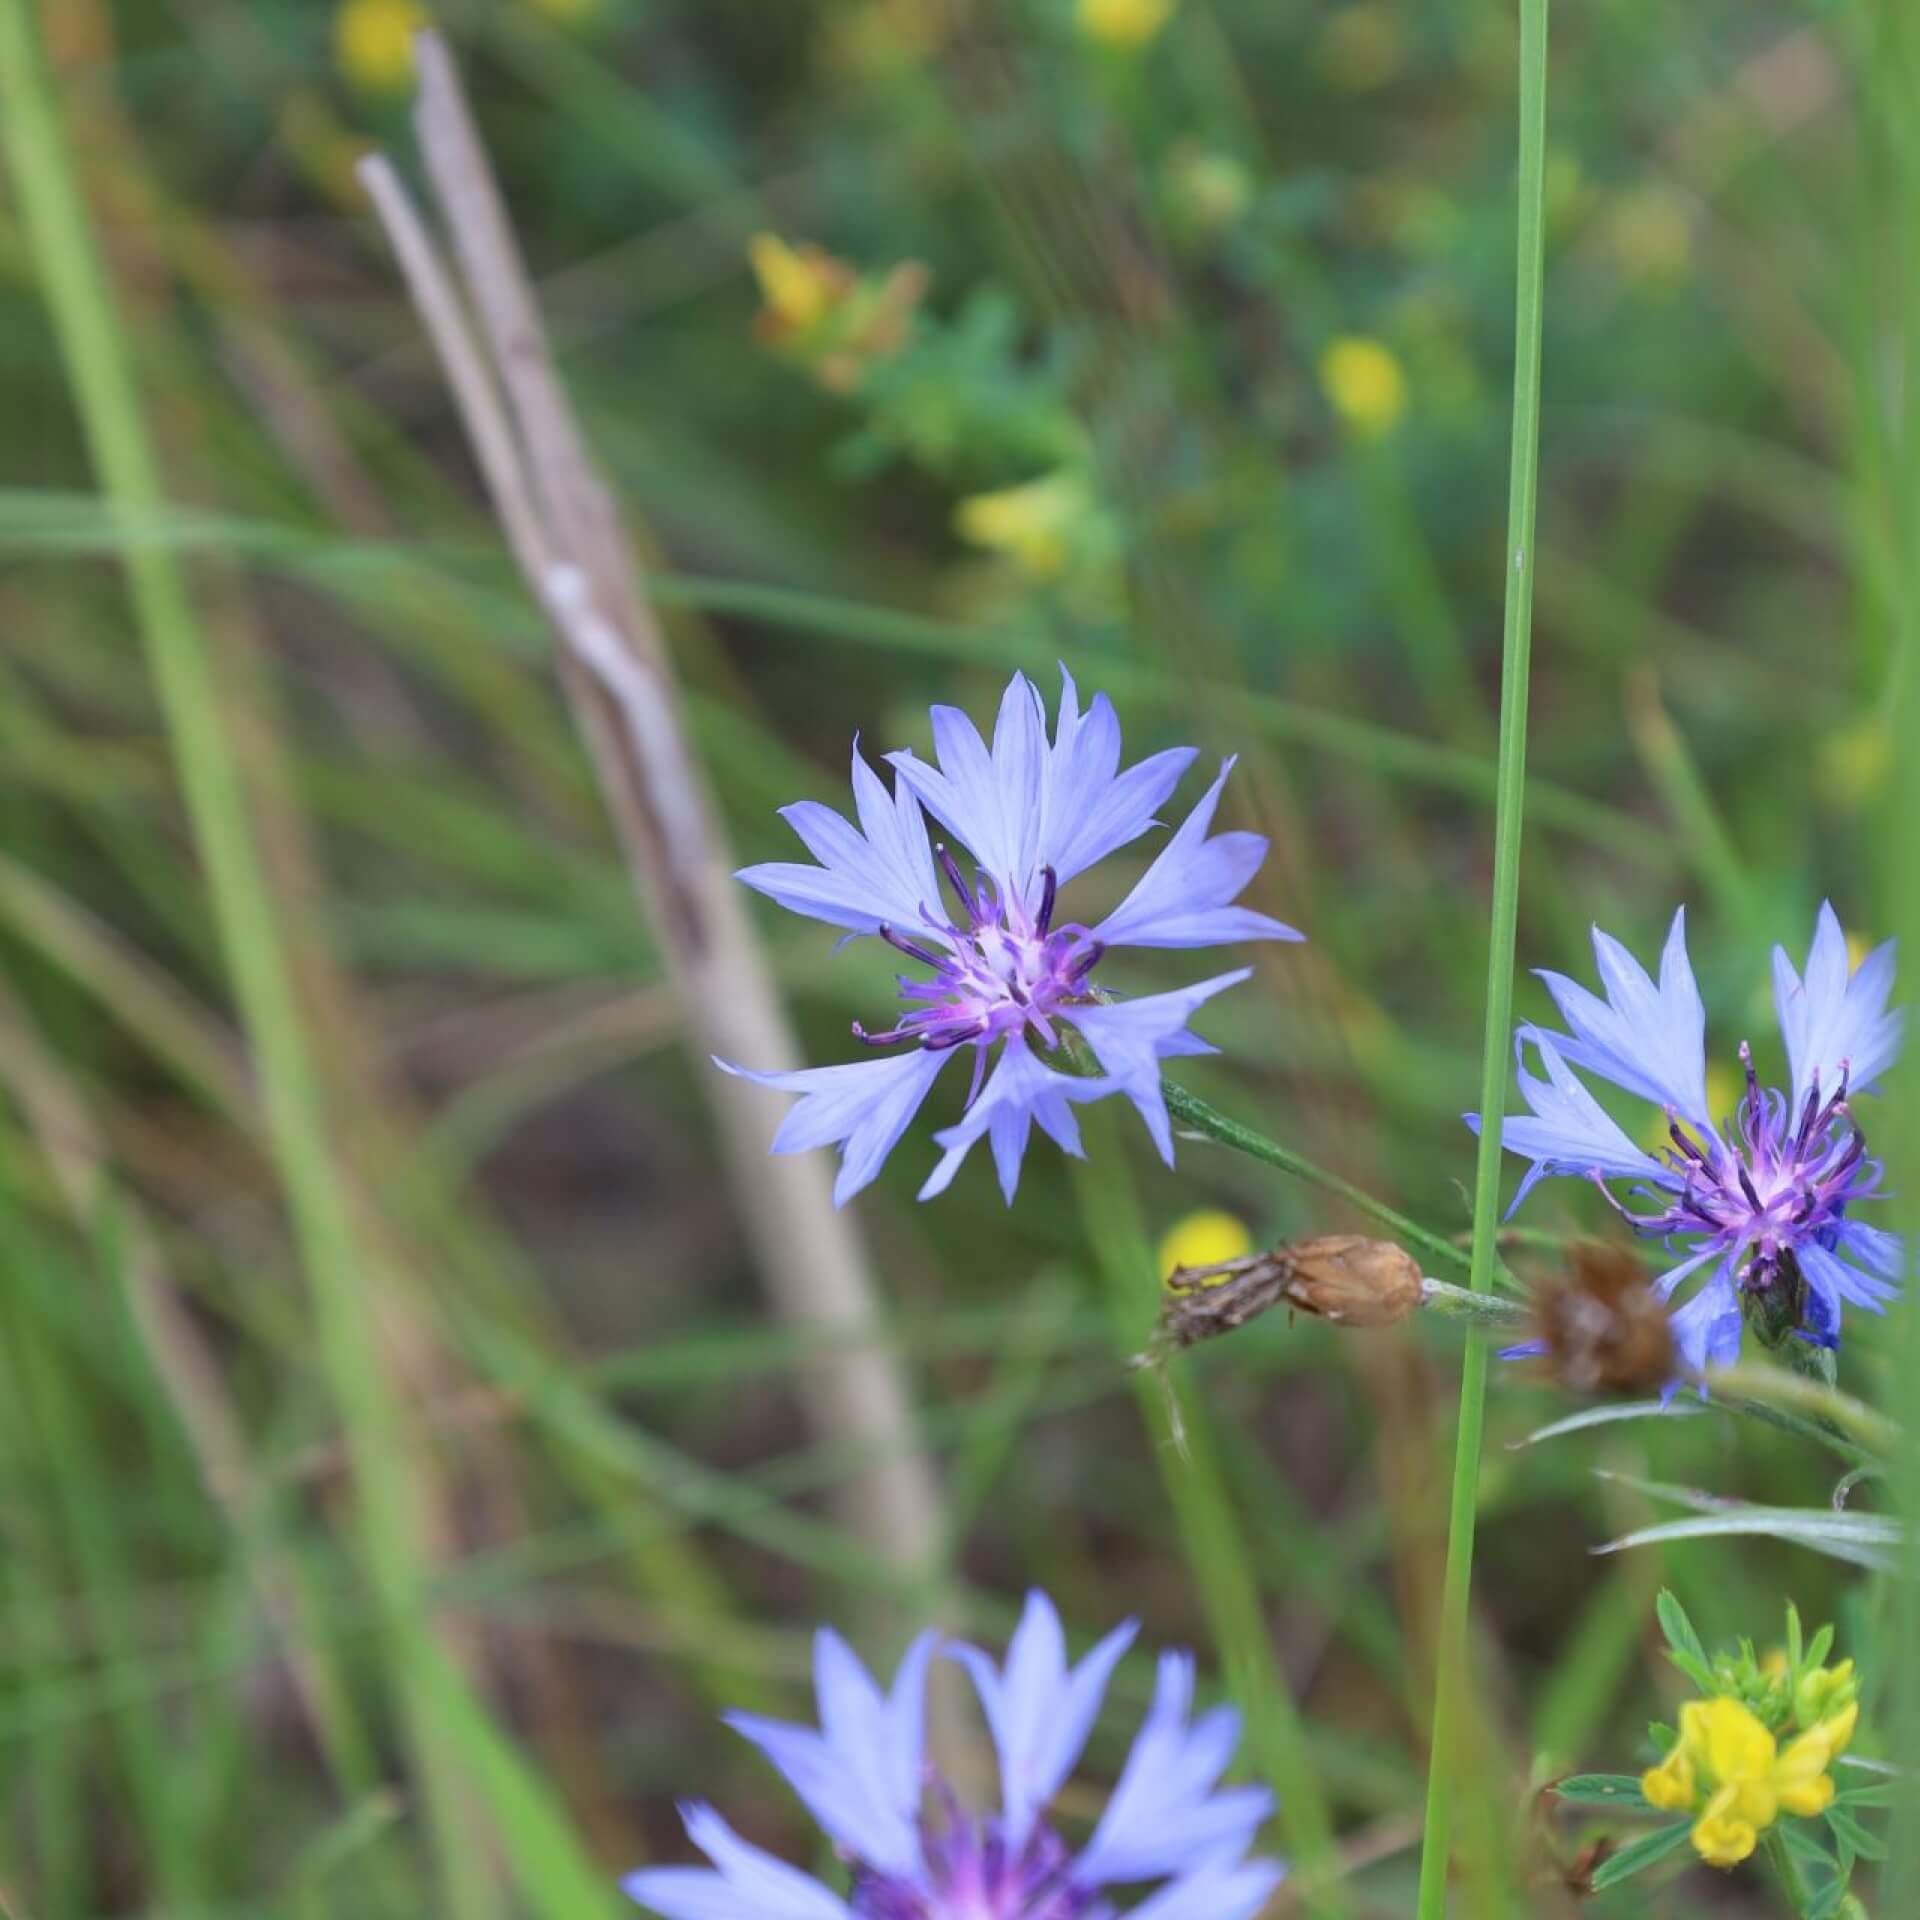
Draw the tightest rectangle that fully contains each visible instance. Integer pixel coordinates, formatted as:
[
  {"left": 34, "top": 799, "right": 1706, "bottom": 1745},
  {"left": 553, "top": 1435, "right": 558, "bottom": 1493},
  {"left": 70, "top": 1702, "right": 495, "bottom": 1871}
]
[{"left": 0, "top": 0, "right": 1909, "bottom": 1913}]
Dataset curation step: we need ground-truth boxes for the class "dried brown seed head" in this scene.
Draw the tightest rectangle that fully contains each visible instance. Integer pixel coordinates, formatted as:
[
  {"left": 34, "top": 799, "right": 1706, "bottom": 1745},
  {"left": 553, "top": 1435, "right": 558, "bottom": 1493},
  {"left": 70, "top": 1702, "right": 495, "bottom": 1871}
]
[{"left": 1529, "top": 1242, "right": 1674, "bottom": 1394}]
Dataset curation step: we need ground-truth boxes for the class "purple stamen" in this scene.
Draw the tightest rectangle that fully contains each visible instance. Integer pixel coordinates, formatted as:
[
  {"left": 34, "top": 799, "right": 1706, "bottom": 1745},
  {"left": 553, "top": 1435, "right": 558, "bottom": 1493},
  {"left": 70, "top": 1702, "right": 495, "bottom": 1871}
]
[
  {"left": 1036, "top": 865, "right": 1058, "bottom": 937},
  {"left": 879, "top": 922, "right": 950, "bottom": 972},
  {"left": 935, "top": 842, "right": 977, "bottom": 920}
]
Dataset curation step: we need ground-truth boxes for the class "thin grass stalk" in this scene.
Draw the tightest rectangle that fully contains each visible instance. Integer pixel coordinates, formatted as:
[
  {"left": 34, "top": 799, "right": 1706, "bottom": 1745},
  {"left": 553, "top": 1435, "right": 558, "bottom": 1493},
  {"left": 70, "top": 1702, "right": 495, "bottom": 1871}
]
[
  {"left": 1070, "top": 1144, "right": 1349, "bottom": 1920},
  {"left": 357, "top": 35, "right": 945, "bottom": 1593},
  {"left": 1875, "top": 0, "right": 1920, "bottom": 1888},
  {"left": 0, "top": 12, "right": 617, "bottom": 1915},
  {"left": 1412, "top": 0, "right": 1550, "bottom": 1909}
]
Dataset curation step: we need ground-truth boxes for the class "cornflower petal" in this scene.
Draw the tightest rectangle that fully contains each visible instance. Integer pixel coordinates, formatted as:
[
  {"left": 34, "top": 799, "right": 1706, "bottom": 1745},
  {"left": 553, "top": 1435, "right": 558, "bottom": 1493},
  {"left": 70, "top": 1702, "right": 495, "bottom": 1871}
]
[
  {"left": 717, "top": 1049, "right": 953, "bottom": 1206},
  {"left": 738, "top": 746, "right": 942, "bottom": 938},
  {"left": 916, "top": 1038, "right": 1108, "bottom": 1204},
  {"left": 624, "top": 1804, "right": 854, "bottom": 1920},
  {"left": 1069, "top": 971, "right": 1252, "bottom": 1163},
  {"left": 1535, "top": 908, "right": 1715, "bottom": 1134},
  {"left": 725, "top": 1630, "right": 936, "bottom": 1882},
  {"left": 1472, "top": 1029, "right": 1669, "bottom": 1214},
  {"left": 1798, "top": 1241, "right": 1897, "bottom": 1317},
  {"left": 887, "top": 676, "right": 1046, "bottom": 894},
  {"left": 1076, "top": 1652, "right": 1275, "bottom": 1885},
  {"left": 1092, "top": 759, "right": 1303, "bottom": 950},
  {"left": 1666, "top": 1259, "right": 1743, "bottom": 1377},
  {"left": 949, "top": 1590, "right": 1138, "bottom": 1853},
  {"left": 1772, "top": 902, "right": 1904, "bottom": 1107},
  {"left": 1040, "top": 668, "right": 1198, "bottom": 884},
  {"left": 1837, "top": 1220, "right": 1906, "bottom": 1281},
  {"left": 1124, "top": 1854, "right": 1290, "bottom": 1920}
]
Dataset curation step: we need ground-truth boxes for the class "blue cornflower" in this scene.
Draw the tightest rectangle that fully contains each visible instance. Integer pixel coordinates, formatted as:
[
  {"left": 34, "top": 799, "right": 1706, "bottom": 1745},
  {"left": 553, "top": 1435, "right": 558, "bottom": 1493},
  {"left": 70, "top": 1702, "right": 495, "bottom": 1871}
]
[
  {"left": 1475, "top": 904, "right": 1904, "bottom": 1376},
  {"left": 623, "top": 1590, "right": 1285, "bottom": 1920},
  {"left": 722, "top": 670, "right": 1299, "bottom": 1204}
]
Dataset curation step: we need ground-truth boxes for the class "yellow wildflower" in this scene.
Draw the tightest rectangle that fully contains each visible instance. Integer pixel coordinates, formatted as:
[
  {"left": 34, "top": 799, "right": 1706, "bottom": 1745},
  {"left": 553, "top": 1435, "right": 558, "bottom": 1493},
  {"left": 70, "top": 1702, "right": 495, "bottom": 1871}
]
[
  {"left": 334, "top": 0, "right": 428, "bottom": 95},
  {"left": 1797, "top": 1657, "right": 1858, "bottom": 1731},
  {"left": 1319, "top": 335, "right": 1408, "bottom": 440},
  {"left": 1316, "top": 4, "right": 1405, "bottom": 94},
  {"left": 954, "top": 470, "right": 1091, "bottom": 581},
  {"left": 1642, "top": 1696, "right": 1854, "bottom": 1869},
  {"left": 1077, "top": 0, "right": 1180, "bottom": 52},
  {"left": 749, "top": 233, "right": 849, "bottom": 337},
  {"left": 1158, "top": 1210, "right": 1254, "bottom": 1286}
]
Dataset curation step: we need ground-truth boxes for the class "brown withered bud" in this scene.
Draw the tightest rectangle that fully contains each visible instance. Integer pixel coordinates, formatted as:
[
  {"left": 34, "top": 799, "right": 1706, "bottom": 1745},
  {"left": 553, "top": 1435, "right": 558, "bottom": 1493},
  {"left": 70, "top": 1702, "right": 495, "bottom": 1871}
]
[
  {"left": 1143, "top": 1234, "right": 1424, "bottom": 1363},
  {"left": 1275, "top": 1234, "right": 1426, "bottom": 1327},
  {"left": 1527, "top": 1242, "right": 1673, "bottom": 1394}
]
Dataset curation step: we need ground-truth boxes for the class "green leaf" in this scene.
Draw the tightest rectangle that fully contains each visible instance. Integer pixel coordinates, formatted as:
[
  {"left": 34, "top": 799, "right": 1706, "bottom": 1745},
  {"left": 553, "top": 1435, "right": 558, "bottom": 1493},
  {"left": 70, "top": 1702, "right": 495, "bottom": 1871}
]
[
  {"left": 1825, "top": 1805, "right": 1887, "bottom": 1862},
  {"left": 1655, "top": 1588, "right": 1716, "bottom": 1691},
  {"left": 1552, "top": 1774, "right": 1653, "bottom": 1809},
  {"left": 1833, "top": 1782, "right": 1896, "bottom": 1808},
  {"left": 1807, "top": 1877, "right": 1850, "bottom": 1920},
  {"left": 1587, "top": 1820, "right": 1695, "bottom": 1890},
  {"left": 1781, "top": 1819, "right": 1840, "bottom": 1870}
]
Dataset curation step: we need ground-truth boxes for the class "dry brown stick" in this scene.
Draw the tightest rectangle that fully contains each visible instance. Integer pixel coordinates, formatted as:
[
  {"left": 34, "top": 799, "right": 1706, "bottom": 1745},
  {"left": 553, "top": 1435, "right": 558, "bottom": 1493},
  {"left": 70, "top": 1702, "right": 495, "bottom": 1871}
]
[{"left": 356, "top": 35, "right": 943, "bottom": 1583}]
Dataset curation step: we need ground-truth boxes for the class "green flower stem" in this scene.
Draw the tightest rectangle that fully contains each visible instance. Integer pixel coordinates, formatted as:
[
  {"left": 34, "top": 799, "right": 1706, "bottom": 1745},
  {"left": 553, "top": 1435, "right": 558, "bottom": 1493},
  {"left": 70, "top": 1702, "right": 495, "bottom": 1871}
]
[
  {"left": 1762, "top": 1826, "right": 1813, "bottom": 1916},
  {"left": 1162, "top": 1081, "right": 1506, "bottom": 1286},
  {"left": 1418, "top": 1280, "right": 1531, "bottom": 1329},
  {"left": 1707, "top": 1365, "right": 1896, "bottom": 1459},
  {"left": 1071, "top": 1137, "right": 1351, "bottom": 1920},
  {"left": 1414, "top": 0, "right": 1550, "bottom": 1908}
]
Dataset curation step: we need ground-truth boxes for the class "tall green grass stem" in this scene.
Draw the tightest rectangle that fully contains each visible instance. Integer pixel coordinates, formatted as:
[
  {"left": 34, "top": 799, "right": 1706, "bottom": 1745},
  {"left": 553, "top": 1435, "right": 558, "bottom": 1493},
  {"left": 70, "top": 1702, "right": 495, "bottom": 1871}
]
[
  {"left": 1412, "top": 0, "right": 1550, "bottom": 1909},
  {"left": 1071, "top": 1140, "right": 1350, "bottom": 1920},
  {"left": 1877, "top": 0, "right": 1920, "bottom": 1887},
  {"left": 0, "top": 12, "right": 616, "bottom": 1915}
]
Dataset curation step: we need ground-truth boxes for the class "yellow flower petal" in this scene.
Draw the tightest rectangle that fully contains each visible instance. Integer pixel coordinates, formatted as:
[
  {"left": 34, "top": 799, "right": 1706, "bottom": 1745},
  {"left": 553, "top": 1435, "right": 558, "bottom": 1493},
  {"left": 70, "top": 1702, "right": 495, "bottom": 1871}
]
[
  {"left": 1773, "top": 1728, "right": 1836, "bottom": 1819},
  {"left": 1697, "top": 1696, "right": 1776, "bottom": 1788},
  {"left": 953, "top": 470, "right": 1090, "bottom": 581},
  {"left": 1641, "top": 1749, "right": 1696, "bottom": 1812},
  {"left": 1158, "top": 1210, "right": 1254, "bottom": 1284},
  {"left": 1319, "top": 335, "right": 1408, "bottom": 440},
  {"left": 749, "top": 233, "right": 838, "bottom": 334},
  {"left": 1692, "top": 1785, "right": 1761, "bottom": 1868},
  {"left": 335, "top": 0, "right": 429, "bottom": 95},
  {"left": 1076, "top": 0, "right": 1179, "bottom": 49}
]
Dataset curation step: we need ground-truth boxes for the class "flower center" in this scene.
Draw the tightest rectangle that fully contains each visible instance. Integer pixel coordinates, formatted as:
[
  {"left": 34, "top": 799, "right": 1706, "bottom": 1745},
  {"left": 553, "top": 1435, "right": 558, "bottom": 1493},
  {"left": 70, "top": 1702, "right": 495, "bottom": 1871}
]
[
  {"left": 849, "top": 1795, "right": 1100, "bottom": 1920},
  {"left": 852, "top": 847, "right": 1104, "bottom": 1076},
  {"left": 1614, "top": 1044, "right": 1871, "bottom": 1293}
]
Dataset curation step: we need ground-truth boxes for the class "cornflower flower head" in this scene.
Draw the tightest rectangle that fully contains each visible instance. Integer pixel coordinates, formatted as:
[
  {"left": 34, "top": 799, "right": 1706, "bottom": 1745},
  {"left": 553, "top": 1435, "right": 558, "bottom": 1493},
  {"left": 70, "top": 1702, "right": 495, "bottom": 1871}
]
[
  {"left": 624, "top": 1591, "right": 1285, "bottom": 1920},
  {"left": 723, "top": 670, "right": 1300, "bottom": 1205},
  {"left": 1476, "top": 904, "right": 1903, "bottom": 1379}
]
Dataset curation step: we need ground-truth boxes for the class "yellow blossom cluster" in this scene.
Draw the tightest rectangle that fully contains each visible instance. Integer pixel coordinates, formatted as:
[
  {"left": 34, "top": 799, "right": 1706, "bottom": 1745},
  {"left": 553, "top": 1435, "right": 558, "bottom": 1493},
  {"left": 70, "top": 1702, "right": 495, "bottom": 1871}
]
[
  {"left": 1319, "top": 335, "right": 1408, "bottom": 440},
  {"left": 1157, "top": 1210, "right": 1254, "bottom": 1284},
  {"left": 747, "top": 234, "right": 928, "bottom": 393},
  {"left": 1076, "top": 0, "right": 1180, "bottom": 52},
  {"left": 1641, "top": 1682, "right": 1858, "bottom": 1868}
]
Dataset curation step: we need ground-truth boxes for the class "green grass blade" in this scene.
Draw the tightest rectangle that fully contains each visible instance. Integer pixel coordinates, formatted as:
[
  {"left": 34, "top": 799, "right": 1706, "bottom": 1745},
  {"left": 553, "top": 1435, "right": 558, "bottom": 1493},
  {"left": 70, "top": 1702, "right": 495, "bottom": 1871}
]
[{"left": 1413, "top": 0, "right": 1551, "bottom": 1909}]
